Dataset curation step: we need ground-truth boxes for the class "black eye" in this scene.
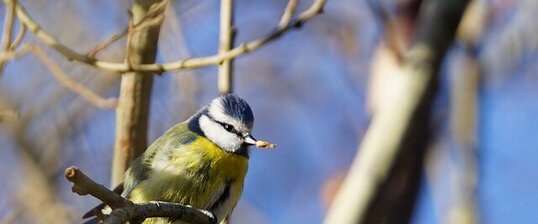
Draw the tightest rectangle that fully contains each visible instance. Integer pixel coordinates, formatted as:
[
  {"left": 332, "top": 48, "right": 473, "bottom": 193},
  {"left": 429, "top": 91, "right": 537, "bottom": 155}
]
[{"left": 223, "top": 124, "right": 234, "bottom": 132}]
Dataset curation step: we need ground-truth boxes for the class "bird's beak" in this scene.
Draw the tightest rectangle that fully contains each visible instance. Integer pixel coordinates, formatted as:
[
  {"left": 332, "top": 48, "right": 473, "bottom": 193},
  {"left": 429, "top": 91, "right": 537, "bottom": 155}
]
[{"left": 244, "top": 134, "right": 257, "bottom": 145}]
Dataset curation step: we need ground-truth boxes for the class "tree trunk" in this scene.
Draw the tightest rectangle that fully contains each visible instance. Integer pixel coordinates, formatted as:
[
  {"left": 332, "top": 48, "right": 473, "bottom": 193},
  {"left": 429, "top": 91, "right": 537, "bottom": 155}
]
[
  {"left": 324, "top": 0, "right": 470, "bottom": 223},
  {"left": 111, "top": 0, "right": 164, "bottom": 187}
]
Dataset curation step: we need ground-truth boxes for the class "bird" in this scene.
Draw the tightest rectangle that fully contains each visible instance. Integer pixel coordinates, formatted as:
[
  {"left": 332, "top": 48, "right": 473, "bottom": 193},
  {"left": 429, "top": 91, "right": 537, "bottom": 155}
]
[{"left": 84, "top": 94, "right": 271, "bottom": 224}]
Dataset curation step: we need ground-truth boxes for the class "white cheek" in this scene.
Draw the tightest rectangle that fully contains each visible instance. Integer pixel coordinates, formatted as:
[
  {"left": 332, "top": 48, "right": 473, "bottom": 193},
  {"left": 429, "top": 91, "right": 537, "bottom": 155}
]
[{"left": 200, "top": 115, "right": 242, "bottom": 152}]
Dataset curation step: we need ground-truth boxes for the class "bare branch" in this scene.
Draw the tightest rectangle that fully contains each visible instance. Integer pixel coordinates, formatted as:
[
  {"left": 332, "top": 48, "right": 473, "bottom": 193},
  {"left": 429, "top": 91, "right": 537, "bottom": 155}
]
[
  {"left": 1, "top": 0, "right": 16, "bottom": 51},
  {"left": 0, "top": 43, "right": 31, "bottom": 62},
  {"left": 444, "top": 1, "right": 485, "bottom": 223},
  {"left": 65, "top": 166, "right": 133, "bottom": 209},
  {"left": 65, "top": 167, "right": 216, "bottom": 224},
  {"left": 88, "top": 0, "right": 168, "bottom": 58},
  {"left": 31, "top": 45, "right": 118, "bottom": 109},
  {"left": 278, "top": 0, "right": 297, "bottom": 28},
  {"left": 218, "top": 0, "right": 235, "bottom": 94},
  {"left": 448, "top": 51, "right": 479, "bottom": 224},
  {"left": 87, "top": 28, "right": 128, "bottom": 59},
  {"left": 9, "top": 22, "right": 25, "bottom": 50},
  {"left": 6, "top": 0, "right": 326, "bottom": 73},
  {"left": 0, "top": 0, "right": 17, "bottom": 74},
  {"left": 105, "top": 202, "right": 217, "bottom": 224}
]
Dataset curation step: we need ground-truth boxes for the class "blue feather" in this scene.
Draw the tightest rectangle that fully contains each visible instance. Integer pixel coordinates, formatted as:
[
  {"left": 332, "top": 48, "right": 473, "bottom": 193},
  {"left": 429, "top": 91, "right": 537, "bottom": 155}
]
[{"left": 218, "top": 94, "right": 254, "bottom": 126}]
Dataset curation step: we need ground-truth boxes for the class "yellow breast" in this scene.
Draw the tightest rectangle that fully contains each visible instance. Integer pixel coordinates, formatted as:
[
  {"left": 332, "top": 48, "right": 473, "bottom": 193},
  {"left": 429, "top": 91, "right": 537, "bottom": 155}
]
[{"left": 128, "top": 135, "right": 248, "bottom": 223}]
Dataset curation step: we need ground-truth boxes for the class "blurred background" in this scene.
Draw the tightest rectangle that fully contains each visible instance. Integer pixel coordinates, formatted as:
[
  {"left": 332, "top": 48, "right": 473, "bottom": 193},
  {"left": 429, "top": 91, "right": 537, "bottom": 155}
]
[{"left": 0, "top": 0, "right": 537, "bottom": 223}]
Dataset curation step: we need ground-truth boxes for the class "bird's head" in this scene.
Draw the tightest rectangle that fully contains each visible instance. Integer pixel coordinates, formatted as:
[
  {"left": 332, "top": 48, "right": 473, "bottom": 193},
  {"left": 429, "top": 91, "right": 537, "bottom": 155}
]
[{"left": 195, "top": 94, "right": 256, "bottom": 154}]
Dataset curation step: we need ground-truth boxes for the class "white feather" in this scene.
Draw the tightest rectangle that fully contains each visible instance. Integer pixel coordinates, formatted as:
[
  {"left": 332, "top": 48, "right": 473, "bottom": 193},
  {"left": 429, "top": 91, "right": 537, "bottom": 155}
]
[
  {"left": 208, "top": 100, "right": 247, "bottom": 132},
  {"left": 199, "top": 114, "right": 243, "bottom": 152}
]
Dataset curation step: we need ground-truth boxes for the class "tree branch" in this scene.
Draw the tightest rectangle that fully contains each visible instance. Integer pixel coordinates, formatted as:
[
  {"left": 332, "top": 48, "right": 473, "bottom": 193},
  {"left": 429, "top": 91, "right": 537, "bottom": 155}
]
[
  {"left": 65, "top": 166, "right": 133, "bottom": 209},
  {"left": 324, "top": 0, "right": 471, "bottom": 223},
  {"left": 0, "top": 0, "right": 16, "bottom": 74},
  {"left": 448, "top": 49, "right": 479, "bottom": 224},
  {"left": 444, "top": 1, "right": 485, "bottom": 222},
  {"left": 5, "top": 0, "right": 326, "bottom": 73},
  {"left": 87, "top": 28, "right": 127, "bottom": 59},
  {"left": 278, "top": 0, "right": 297, "bottom": 28},
  {"left": 105, "top": 202, "right": 216, "bottom": 224},
  {"left": 0, "top": 43, "right": 30, "bottom": 63},
  {"left": 1, "top": 0, "right": 15, "bottom": 52},
  {"left": 64, "top": 167, "right": 216, "bottom": 224},
  {"left": 31, "top": 45, "right": 118, "bottom": 109},
  {"left": 9, "top": 22, "right": 25, "bottom": 50},
  {"left": 87, "top": 0, "right": 168, "bottom": 59},
  {"left": 218, "top": 0, "right": 235, "bottom": 94}
]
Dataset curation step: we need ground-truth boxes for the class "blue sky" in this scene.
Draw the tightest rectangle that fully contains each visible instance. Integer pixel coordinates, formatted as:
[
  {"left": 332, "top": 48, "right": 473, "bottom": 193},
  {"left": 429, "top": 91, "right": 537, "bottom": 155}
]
[{"left": 1, "top": 1, "right": 538, "bottom": 223}]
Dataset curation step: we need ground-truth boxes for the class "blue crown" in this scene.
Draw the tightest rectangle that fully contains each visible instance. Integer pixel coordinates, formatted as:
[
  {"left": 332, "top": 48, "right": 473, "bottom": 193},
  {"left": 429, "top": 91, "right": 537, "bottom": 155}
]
[{"left": 219, "top": 94, "right": 254, "bottom": 126}]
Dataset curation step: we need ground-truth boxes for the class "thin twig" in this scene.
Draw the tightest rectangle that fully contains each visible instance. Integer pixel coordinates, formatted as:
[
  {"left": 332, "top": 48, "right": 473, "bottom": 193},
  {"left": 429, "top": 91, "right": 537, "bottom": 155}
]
[
  {"left": 6, "top": 0, "right": 326, "bottom": 73},
  {"left": 445, "top": 1, "right": 485, "bottom": 223},
  {"left": 448, "top": 51, "right": 479, "bottom": 224},
  {"left": 31, "top": 45, "right": 118, "bottom": 109},
  {"left": 87, "top": 0, "right": 168, "bottom": 58},
  {"left": 87, "top": 28, "right": 128, "bottom": 59},
  {"left": 1, "top": 0, "right": 16, "bottom": 51},
  {"left": 130, "top": 12, "right": 165, "bottom": 33},
  {"left": 0, "top": 0, "right": 17, "bottom": 75},
  {"left": 278, "top": 0, "right": 297, "bottom": 28},
  {"left": 9, "top": 23, "right": 25, "bottom": 50}
]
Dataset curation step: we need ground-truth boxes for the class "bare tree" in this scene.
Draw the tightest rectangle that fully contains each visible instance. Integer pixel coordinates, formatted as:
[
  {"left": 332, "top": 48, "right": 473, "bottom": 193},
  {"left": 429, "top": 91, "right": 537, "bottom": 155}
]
[{"left": 0, "top": 0, "right": 326, "bottom": 223}]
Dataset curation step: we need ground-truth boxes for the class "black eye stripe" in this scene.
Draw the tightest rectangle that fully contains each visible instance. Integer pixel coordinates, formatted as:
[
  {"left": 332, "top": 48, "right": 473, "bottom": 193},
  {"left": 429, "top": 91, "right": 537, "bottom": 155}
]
[
  {"left": 218, "top": 121, "right": 240, "bottom": 136},
  {"left": 206, "top": 114, "right": 242, "bottom": 137}
]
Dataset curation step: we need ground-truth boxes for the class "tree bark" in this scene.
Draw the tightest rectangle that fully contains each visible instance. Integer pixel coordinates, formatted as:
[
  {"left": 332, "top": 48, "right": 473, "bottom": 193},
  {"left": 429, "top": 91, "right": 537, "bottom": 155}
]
[
  {"left": 218, "top": 0, "right": 235, "bottom": 94},
  {"left": 111, "top": 0, "right": 164, "bottom": 187}
]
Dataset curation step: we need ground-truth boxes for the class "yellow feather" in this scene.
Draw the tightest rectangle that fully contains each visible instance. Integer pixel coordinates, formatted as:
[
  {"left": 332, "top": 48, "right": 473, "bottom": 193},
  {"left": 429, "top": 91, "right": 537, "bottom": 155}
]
[{"left": 126, "top": 126, "right": 248, "bottom": 224}]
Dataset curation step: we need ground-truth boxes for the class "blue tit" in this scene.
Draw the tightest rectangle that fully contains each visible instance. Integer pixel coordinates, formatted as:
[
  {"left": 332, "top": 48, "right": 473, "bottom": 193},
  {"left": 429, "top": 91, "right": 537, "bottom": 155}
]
[{"left": 85, "top": 94, "right": 261, "bottom": 224}]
